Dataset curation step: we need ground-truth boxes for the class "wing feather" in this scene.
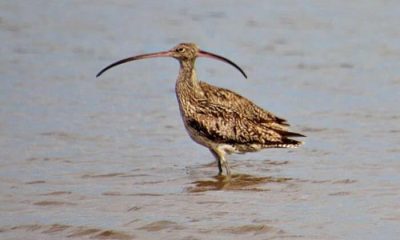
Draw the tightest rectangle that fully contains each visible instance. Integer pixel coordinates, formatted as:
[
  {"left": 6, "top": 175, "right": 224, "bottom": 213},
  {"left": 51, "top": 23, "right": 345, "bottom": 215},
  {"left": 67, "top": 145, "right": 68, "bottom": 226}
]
[
  {"left": 199, "top": 81, "right": 289, "bottom": 131},
  {"left": 186, "top": 101, "right": 302, "bottom": 146}
]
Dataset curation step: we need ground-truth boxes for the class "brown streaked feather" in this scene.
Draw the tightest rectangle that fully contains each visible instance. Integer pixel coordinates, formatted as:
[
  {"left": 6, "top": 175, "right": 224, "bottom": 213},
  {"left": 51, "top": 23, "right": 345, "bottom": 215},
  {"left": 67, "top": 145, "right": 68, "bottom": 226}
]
[
  {"left": 199, "top": 81, "right": 290, "bottom": 130},
  {"left": 185, "top": 99, "right": 303, "bottom": 148}
]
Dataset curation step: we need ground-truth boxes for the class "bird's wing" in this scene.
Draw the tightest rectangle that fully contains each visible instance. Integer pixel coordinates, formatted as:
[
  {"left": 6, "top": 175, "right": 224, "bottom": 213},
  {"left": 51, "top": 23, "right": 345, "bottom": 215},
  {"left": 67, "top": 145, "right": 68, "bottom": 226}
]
[
  {"left": 186, "top": 101, "right": 303, "bottom": 146},
  {"left": 199, "top": 81, "right": 289, "bottom": 130}
]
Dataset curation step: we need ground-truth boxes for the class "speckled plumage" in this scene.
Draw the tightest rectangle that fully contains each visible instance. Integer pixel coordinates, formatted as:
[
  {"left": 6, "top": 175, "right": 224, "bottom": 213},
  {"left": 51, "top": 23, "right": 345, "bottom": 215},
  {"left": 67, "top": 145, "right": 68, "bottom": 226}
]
[{"left": 97, "top": 42, "right": 305, "bottom": 176}]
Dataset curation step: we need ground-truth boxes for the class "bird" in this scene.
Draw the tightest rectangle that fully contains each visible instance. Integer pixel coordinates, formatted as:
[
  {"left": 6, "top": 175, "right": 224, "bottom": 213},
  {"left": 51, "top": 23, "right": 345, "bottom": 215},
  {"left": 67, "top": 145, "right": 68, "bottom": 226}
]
[{"left": 96, "top": 42, "right": 305, "bottom": 176}]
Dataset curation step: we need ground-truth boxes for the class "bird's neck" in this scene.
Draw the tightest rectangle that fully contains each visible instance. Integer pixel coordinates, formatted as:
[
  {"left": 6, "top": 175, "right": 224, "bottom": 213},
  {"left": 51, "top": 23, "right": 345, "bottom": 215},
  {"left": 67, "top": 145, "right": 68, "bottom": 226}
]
[
  {"left": 175, "top": 59, "right": 205, "bottom": 117},
  {"left": 176, "top": 60, "right": 202, "bottom": 95}
]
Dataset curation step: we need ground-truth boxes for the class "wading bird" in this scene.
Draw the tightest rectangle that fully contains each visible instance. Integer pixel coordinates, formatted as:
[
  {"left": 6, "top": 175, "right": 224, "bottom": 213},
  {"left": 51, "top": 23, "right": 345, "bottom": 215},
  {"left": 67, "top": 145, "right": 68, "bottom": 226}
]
[{"left": 97, "top": 43, "right": 305, "bottom": 176}]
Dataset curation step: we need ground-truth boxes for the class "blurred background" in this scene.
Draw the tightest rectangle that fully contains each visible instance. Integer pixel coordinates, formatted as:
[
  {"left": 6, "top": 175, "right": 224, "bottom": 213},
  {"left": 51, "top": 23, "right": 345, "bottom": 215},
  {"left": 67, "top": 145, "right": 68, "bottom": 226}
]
[{"left": 1, "top": 1, "right": 399, "bottom": 239}]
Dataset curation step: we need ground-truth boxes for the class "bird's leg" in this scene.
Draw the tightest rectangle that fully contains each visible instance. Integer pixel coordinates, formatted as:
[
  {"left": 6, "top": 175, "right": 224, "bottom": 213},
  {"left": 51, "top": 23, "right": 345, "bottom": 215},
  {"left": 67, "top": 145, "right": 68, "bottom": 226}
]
[
  {"left": 209, "top": 149, "right": 223, "bottom": 175},
  {"left": 218, "top": 159, "right": 223, "bottom": 175},
  {"left": 210, "top": 147, "right": 231, "bottom": 176},
  {"left": 224, "top": 158, "right": 231, "bottom": 176}
]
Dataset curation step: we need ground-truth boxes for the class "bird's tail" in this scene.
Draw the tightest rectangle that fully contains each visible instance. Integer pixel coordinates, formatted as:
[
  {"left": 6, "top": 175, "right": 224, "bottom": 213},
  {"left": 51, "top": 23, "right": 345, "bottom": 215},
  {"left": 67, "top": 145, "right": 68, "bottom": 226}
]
[
  {"left": 265, "top": 138, "right": 304, "bottom": 149},
  {"left": 276, "top": 129, "right": 306, "bottom": 138},
  {"left": 265, "top": 129, "right": 305, "bottom": 148}
]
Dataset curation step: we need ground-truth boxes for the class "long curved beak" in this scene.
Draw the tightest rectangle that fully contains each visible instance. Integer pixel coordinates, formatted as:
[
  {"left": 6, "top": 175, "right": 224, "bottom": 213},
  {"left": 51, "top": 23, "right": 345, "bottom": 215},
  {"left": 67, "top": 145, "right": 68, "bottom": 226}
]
[
  {"left": 96, "top": 51, "right": 171, "bottom": 77},
  {"left": 198, "top": 50, "right": 247, "bottom": 79},
  {"left": 96, "top": 48, "right": 247, "bottom": 79}
]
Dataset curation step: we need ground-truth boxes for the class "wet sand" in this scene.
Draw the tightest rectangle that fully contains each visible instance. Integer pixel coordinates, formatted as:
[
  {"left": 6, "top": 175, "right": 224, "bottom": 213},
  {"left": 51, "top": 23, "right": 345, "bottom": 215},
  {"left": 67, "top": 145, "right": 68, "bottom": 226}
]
[{"left": 1, "top": 1, "right": 399, "bottom": 239}]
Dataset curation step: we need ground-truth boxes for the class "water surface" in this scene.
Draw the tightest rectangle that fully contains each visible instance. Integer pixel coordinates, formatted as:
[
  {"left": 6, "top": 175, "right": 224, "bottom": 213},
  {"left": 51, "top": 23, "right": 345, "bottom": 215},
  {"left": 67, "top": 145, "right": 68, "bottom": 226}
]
[{"left": 1, "top": 1, "right": 399, "bottom": 239}]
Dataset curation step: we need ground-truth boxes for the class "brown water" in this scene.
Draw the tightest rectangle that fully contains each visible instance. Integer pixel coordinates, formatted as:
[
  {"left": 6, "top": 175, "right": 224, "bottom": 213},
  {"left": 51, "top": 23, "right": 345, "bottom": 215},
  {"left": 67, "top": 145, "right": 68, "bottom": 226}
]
[{"left": 1, "top": 1, "right": 399, "bottom": 239}]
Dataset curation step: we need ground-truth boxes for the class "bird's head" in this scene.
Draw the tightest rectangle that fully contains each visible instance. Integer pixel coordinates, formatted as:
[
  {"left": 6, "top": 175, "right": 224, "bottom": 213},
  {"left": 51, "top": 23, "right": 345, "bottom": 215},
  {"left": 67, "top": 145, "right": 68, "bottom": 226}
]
[
  {"left": 170, "top": 43, "right": 199, "bottom": 61},
  {"left": 96, "top": 42, "right": 247, "bottom": 78}
]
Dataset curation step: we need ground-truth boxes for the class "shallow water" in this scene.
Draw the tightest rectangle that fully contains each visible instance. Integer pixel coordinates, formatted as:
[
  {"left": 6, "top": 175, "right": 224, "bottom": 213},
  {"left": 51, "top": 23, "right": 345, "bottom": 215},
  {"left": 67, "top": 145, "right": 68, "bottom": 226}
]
[{"left": 1, "top": 1, "right": 399, "bottom": 239}]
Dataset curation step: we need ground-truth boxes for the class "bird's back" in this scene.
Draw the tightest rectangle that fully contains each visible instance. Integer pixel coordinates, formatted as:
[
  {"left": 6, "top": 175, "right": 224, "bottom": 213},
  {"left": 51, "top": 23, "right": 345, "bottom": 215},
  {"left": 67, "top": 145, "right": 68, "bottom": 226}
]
[
  {"left": 199, "top": 81, "right": 291, "bottom": 130},
  {"left": 181, "top": 81, "right": 305, "bottom": 152}
]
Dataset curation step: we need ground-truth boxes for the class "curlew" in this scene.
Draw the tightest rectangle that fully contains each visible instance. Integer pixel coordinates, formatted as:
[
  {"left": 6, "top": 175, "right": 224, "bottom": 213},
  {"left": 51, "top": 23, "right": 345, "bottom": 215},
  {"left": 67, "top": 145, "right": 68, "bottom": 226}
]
[{"left": 97, "top": 43, "right": 305, "bottom": 176}]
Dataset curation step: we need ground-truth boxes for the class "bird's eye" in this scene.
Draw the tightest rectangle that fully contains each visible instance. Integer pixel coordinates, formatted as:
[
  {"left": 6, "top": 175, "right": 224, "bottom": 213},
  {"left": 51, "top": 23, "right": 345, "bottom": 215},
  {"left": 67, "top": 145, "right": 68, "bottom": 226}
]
[{"left": 176, "top": 47, "right": 185, "bottom": 53}]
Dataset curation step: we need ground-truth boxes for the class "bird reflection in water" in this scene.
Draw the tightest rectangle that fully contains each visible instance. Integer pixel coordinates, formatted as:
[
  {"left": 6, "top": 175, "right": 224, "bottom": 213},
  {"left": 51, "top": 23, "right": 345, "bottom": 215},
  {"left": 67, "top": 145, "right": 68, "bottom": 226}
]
[{"left": 188, "top": 173, "right": 291, "bottom": 192}]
